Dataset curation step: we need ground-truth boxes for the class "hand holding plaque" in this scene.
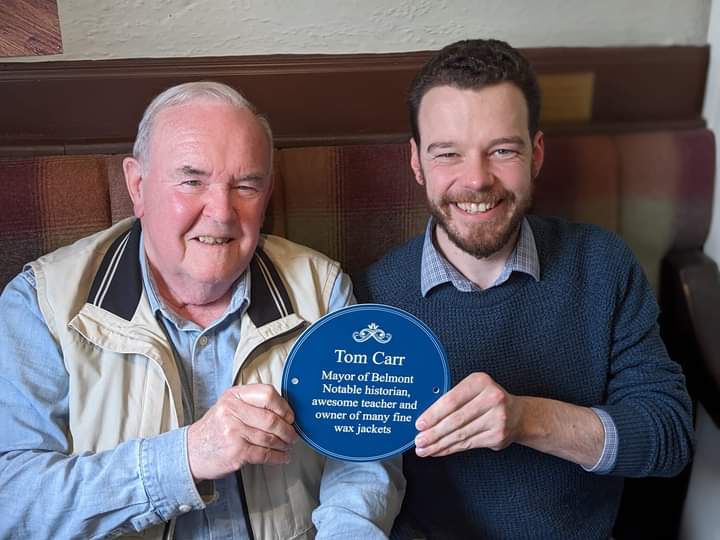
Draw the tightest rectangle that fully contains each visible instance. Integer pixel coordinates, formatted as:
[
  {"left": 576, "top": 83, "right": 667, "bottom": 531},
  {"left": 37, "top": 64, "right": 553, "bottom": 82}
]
[{"left": 282, "top": 304, "right": 449, "bottom": 461}]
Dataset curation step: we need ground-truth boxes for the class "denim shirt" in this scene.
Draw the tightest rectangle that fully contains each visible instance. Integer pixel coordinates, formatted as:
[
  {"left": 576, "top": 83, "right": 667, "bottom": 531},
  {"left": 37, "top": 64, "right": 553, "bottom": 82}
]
[
  {"left": 420, "top": 217, "right": 618, "bottom": 473},
  {"left": 0, "top": 235, "right": 402, "bottom": 539}
]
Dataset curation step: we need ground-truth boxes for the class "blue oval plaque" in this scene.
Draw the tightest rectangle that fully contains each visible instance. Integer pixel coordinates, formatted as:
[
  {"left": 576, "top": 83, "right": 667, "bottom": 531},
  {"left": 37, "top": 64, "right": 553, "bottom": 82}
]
[{"left": 282, "top": 303, "right": 449, "bottom": 462}]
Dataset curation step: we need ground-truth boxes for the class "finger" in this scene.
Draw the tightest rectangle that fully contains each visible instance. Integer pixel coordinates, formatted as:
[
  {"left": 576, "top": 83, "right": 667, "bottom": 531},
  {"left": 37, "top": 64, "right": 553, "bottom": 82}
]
[
  {"left": 416, "top": 372, "right": 493, "bottom": 430},
  {"left": 415, "top": 392, "right": 488, "bottom": 451},
  {"left": 233, "top": 384, "right": 295, "bottom": 424},
  {"left": 226, "top": 393, "right": 298, "bottom": 446},
  {"left": 423, "top": 431, "right": 499, "bottom": 458},
  {"left": 415, "top": 410, "right": 493, "bottom": 457},
  {"left": 232, "top": 409, "right": 298, "bottom": 449}
]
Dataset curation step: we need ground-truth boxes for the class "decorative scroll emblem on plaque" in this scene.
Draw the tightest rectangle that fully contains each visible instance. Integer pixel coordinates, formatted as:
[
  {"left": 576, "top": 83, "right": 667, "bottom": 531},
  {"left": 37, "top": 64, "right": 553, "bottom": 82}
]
[
  {"left": 282, "top": 304, "right": 450, "bottom": 462},
  {"left": 352, "top": 322, "right": 392, "bottom": 344}
]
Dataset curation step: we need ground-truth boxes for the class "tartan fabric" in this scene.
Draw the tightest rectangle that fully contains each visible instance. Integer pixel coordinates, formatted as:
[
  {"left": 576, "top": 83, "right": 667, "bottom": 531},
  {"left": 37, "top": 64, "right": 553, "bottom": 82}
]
[
  {"left": 0, "top": 156, "right": 111, "bottom": 290},
  {"left": 617, "top": 130, "right": 715, "bottom": 289},
  {"left": 107, "top": 154, "right": 133, "bottom": 223},
  {"left": 278, "top": 143, "right": 427, "bottom": 274},
  {"left": 534, "top": 133, "right": 620, "bottom": 231},
  {"left": 0, "top": 129, "right": 714, "bottom": 292}
]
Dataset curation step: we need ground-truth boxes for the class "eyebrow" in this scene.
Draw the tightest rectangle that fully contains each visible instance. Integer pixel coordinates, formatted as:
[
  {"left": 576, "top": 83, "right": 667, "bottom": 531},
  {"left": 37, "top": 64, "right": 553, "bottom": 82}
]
[
  {"left": 233, "top": 173, "right": 267, "bottom": 185},
  {"left": 178, "top": 165, "right": 208, "bottom": 177},
  {"left": 488, "top": 136, "right": 527, "bottom": 148},
  {"left": 425, "top": 136, "right": 527, "bottom": 154},
  {"left": 425, "top": 142, "right": 455, "bottom": 154},
  {"left": 176, "top": 166, "right": 268, "bottom": 183}
]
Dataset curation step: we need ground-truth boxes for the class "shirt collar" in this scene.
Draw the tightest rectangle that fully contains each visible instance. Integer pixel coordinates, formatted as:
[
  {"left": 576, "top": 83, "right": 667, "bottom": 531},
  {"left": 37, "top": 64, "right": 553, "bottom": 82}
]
[
  {"left": 138, "top": 232, "right": 250, "bottom": 330},
  {"left": 420, "top": 216, "right": 540, "bottom": 296}
]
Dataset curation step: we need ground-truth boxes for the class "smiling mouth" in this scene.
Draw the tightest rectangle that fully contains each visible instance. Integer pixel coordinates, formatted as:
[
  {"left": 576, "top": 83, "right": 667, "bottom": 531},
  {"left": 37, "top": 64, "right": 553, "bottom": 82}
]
[
  {"left": 195, "top": 235, "right": 232, "bottom": 245},
  {"left": 455, "top": 201, "right": 499, "bottom": 214}
]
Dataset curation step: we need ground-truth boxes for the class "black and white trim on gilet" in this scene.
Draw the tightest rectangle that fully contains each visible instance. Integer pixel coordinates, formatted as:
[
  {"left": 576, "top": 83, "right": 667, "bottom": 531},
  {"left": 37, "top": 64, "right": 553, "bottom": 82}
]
[{"left": 87, "top": 220, "right": 294, "bottom": 326}]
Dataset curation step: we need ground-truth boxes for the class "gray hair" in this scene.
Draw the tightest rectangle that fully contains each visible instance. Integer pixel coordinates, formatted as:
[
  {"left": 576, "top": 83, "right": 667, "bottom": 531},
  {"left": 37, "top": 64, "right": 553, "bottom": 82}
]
[{"left": 132, "top": 81, "right": 274, "bottom": 168}]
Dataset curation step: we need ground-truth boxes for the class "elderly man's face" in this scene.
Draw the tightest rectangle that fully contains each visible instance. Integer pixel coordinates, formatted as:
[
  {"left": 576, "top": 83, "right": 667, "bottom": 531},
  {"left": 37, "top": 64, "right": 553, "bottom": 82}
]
[
  {"left": 411, "top": 83, "right": 543, "bottom": 260},
  {"left": 125, "top": 100, "right": 272, "bottom": 303}
]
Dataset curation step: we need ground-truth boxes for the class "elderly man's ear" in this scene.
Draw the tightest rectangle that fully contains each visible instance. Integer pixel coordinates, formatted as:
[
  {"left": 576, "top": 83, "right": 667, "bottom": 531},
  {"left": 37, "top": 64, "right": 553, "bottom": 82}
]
[{"left": 123, "top": 156, "right": 145, "bottom": 219}]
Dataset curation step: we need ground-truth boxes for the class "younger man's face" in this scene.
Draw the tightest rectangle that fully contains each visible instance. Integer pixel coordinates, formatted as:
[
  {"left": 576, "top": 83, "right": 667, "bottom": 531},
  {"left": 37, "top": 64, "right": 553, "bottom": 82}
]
[{"left": 411, "top": 83, "right": 544, "bottom": 259}]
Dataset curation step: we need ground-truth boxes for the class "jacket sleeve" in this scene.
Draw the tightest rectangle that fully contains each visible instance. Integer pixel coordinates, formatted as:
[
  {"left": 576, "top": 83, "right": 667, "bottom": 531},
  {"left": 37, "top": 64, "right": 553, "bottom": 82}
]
[
  {"left": 313, "top": 455, "right": 405, "bottom": 538},
  {"left": 0, "top": 270, "right": 204, "bottom": 539},
  {"left": 311, "top": 271, "right": 406, "bottom": 538}
]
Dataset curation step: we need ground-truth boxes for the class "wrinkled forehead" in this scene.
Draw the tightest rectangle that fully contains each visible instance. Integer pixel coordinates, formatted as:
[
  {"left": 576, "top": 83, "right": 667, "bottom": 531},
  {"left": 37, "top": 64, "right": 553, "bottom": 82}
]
[{"left": 148, "top": 101, "right": 273, "bottom": 168}]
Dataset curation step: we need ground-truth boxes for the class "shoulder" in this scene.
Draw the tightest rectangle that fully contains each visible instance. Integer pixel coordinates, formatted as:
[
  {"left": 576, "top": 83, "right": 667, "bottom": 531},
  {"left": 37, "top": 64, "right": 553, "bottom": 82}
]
[
  {"left": 260, "top": 234, "right": 341, "bottom": 270},
  {"left": 32, "top": 218, "right": 136, "bottom": 269},
  {"left": 371, "top": 235, "right": 424, "bottom": 272},
  {"left": 528, "top": 215, "right": 634, "bottom": 264},
  {"left": 259, "top": 235, "right": 342, "bottom": 295},
  {"left": 353, "top": 235, "right": 424, "bottom": 303},
  {"left": 528, "top": 215, "right": 648, "bottom": 302}
]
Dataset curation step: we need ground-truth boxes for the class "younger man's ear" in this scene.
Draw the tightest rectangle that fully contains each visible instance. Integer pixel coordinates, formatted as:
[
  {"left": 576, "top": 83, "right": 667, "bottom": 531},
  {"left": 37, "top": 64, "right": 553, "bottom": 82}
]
[
  {"left": 409, "top": 138, "right": 425, "bottom": 186},
  {"left": 531, "top": 131, "right": 545, "bottom": 180}
]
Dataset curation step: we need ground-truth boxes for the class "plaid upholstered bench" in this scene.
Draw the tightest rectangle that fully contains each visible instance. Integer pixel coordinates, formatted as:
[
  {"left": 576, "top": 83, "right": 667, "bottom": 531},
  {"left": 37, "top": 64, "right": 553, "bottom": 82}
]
[
  {"left": 0, "top": 128, "right": 717, "bottom": 537},
  {"left": 0, "top": 128, "right": 717, "bottom": 382}
]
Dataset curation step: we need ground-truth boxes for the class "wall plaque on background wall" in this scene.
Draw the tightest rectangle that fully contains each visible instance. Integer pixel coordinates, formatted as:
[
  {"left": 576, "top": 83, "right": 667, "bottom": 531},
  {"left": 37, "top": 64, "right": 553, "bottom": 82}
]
[{"left": 0, "top": 0, "right": 62, "bottom": 58}]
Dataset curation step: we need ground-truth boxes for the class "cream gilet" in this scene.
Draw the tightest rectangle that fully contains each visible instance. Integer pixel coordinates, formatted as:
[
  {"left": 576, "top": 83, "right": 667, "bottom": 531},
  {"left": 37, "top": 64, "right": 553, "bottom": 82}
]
[{"left": 30, "top": 218, "right": 341, "bottom": 540}]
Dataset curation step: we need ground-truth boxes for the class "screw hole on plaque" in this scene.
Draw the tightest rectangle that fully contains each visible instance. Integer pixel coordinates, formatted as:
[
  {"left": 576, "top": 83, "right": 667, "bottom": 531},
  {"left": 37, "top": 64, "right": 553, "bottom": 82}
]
[
  {"left": 432, "top": 386, "right": 440, "bottom": 394},
  {"left": 291, "top": 377, "right": 299, "bottom": 385}
]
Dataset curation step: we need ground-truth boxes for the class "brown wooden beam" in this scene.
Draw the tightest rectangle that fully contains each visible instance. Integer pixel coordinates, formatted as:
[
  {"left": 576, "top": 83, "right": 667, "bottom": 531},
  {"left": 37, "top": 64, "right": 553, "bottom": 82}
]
[{"left": 0, "top": 46, "right": 708, "bottom": 154}]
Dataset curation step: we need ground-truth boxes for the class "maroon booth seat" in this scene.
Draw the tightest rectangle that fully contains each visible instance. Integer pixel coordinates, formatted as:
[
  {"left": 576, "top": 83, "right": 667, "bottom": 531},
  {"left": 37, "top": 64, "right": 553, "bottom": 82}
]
[{"left": 0, "top": 128, "right": 717, "bottom": 539}]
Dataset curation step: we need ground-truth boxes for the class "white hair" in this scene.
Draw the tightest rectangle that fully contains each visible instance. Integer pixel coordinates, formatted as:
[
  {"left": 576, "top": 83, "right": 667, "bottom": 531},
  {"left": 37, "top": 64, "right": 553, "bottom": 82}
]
[{"left": 132, "top": 81, "right": 273, "bottom": 168}]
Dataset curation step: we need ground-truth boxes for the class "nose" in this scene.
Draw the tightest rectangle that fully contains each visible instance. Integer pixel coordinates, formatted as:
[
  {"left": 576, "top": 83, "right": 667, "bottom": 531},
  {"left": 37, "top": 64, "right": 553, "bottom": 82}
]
[
  {"left": 204, "top": 185, "right": 235, "bottom": 223},
  {"left": 462, "top": 153, "right": 494, "bottom": 189}
]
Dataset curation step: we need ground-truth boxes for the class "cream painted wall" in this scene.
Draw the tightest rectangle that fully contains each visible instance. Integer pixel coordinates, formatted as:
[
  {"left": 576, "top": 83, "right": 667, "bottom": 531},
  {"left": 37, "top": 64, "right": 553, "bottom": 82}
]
[
  {"left": 2, "top": 0, "right": 712, "bottom": 62},
  {"left": 705, "top": 1, "right": 720, "bottom": 264}
]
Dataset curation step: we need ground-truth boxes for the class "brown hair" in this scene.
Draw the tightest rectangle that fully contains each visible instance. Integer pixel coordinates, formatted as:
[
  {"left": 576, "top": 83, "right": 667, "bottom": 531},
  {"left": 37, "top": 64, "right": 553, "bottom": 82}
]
[{"left": 408, "top": 39, "right": 541, "bottom": 143}]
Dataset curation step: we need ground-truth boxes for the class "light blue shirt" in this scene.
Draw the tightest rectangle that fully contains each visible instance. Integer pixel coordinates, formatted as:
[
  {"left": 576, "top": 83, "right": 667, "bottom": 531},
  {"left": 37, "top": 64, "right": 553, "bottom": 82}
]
[
  {"left": 0, "top": 234, "right": 402, "bottom": 539},
  {"left": 420, "top": 217, "right": 618, "bottom": 473}
]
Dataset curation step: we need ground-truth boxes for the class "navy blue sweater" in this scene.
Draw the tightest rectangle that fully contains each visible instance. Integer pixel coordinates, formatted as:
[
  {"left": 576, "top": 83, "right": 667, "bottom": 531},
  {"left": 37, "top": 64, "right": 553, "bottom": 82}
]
[{"left": 354, "top": 216, "right": 693, "bottom": 540}]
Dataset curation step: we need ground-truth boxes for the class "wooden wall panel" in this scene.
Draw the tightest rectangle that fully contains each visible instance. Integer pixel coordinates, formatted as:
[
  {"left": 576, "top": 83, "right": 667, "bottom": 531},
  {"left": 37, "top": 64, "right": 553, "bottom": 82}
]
[
  {"left": 0, "top": 46, "right": 708, "bottom": 155},
  {"left": 0, "top": 0, "right": 62, "bottom": 57}
]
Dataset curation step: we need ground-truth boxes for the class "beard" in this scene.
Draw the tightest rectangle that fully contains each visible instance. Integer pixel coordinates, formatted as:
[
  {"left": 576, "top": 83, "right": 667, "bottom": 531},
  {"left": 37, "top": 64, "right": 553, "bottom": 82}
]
[{"left": 426, "top": 181, "right": 532, "bottom": 260}]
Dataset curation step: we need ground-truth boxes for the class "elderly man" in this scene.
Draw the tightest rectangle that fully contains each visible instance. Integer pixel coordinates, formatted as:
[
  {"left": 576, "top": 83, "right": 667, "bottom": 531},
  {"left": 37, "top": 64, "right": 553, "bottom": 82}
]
[
  {"left": 0, "top": 82, "right": 403, "bottom": 539},
  {"left": 354, "top": 39, "right": 693, "bottom": 539}
]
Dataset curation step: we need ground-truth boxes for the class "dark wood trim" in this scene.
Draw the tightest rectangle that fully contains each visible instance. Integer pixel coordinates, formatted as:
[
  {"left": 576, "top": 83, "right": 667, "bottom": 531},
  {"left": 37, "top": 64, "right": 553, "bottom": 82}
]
[{"left": 0, "top": 46, "right": 708, "bottom": 154}]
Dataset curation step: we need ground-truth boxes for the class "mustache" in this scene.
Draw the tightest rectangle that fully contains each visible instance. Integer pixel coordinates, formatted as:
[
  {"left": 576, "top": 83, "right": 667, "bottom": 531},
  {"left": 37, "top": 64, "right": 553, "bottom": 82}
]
[{"left": 439, "top": 187, "right": 515, "bottom": 206}]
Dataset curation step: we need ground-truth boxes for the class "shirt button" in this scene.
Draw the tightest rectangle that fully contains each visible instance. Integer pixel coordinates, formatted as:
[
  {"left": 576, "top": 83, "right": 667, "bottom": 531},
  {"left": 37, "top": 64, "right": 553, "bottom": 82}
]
[
  {"left": 178, "top": 504, "right": 191, "bottom": 513},
  {"left": 198, "top": 336, "right": 209, "bottom": 347}
]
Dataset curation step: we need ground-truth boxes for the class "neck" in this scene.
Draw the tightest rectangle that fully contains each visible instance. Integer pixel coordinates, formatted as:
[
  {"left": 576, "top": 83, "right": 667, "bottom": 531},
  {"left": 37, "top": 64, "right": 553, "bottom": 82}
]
[
  {"left": 434, "top": 226, "right": 519, "bottom": 290},
  {"left": 150, "top": 270, "right": 235, "bottom": 328},
  {"left": 167, "top": 294, "right": 232, "bottom": 328}
]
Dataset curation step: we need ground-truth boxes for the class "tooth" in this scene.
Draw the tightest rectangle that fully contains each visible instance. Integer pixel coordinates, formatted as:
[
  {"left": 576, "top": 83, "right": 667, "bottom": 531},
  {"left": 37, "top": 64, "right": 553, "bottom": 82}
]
[
  {"left": 197, "top": 236, "right": 229, "bottom": 244},
  {"left": 458, "top": 201, "right": 496, "bottom": 213}
]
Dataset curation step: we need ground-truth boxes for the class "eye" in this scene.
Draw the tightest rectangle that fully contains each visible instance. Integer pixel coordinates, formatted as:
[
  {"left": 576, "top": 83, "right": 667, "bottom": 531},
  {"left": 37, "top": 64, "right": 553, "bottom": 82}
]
[
  {"left": 491, "top": 148, "right": 518, "bottom": 158},
  {"left": 180, "top": 179, "right": 202, "bottom": 187},
  {"left": 234, "top": 184, "right": 260, "bottom": 193},
  {"left": 232, "top": 180, "right": 262, "bottom": 191},
  {"left": 433, "top": 152, "right": 460, "bottom": 160}
]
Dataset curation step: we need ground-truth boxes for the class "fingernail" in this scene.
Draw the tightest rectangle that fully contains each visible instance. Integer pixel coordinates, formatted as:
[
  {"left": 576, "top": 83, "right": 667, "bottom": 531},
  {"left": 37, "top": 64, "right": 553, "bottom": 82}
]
[
  {"left": 415, "top": 435, "right": 425, "bottom": 447},
  {"left": 416, "top": 446, "right": 427, "bottom": 457},
  {"left": 416, "top": 419, "right": 427, "bottom": 430}
]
